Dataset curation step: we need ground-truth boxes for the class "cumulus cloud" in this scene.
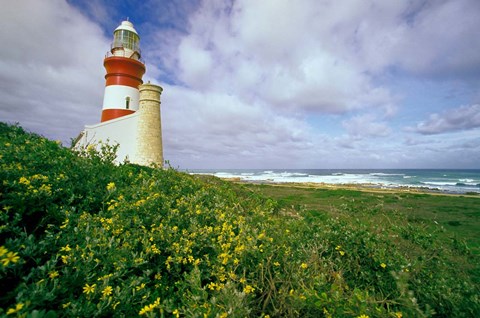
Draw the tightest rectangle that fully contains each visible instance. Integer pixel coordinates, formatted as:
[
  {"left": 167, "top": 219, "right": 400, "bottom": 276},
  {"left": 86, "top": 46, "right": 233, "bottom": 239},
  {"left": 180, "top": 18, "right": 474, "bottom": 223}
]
[
  {"left": 346, "top": 0, "right": 480, "bottom": 77},
  {"left": 161, "top": 85, "right": 315, "bottom": 168},
  {"left": 156, "top": 0, "right": 399, "bottom": 115},
  {"left": 342, "top": 114, "right": 391, "bottom": 138},
  {"left": 395, "top": 0, "right": 480, "bottom": 77},
  {"left": 0, "top": 0, "right": 109, "bottom": 142},
  {"left": 412, "top": 104, "right": 480, "bottom": 135}
]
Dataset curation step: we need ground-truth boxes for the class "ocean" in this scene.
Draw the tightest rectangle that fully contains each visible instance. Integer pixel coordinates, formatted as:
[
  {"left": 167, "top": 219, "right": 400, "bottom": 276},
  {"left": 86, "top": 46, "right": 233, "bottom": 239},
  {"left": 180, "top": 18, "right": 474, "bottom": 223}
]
[{"left": 188, "top": 169, "right": 480, "bottom": 194}]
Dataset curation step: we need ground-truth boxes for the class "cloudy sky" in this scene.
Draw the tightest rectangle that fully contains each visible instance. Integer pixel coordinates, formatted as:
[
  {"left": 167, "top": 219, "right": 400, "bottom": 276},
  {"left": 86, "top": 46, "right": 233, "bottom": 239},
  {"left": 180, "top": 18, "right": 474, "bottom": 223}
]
[{"left": 1, "top": 0, "right": 479, "bottom": 169}]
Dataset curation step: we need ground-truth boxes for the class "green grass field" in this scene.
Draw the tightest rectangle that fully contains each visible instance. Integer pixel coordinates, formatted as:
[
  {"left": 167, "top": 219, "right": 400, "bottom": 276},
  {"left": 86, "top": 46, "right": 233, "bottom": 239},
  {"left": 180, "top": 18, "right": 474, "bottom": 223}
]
[{"left": 239, "top": 183, "right": 480, "bottom": 256}]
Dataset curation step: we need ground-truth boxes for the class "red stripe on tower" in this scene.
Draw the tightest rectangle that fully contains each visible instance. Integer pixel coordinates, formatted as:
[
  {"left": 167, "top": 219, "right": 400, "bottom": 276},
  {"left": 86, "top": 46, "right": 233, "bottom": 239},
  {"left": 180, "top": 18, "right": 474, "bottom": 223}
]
[{"left": 100, "top": 20, "right": 146, "bottom": 122}]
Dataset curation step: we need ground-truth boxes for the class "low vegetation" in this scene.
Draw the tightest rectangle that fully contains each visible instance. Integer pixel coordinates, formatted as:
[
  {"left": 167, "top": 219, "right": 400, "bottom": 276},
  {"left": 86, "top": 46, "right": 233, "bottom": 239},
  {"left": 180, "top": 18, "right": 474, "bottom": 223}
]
[{"left": 1, "top": 122, "right": 479, "bottom": 317}]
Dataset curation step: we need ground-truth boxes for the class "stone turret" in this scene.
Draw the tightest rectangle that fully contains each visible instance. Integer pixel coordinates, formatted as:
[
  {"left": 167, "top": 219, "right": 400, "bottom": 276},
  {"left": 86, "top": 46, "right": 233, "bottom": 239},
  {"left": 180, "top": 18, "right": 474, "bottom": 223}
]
[{"left": 134, "top": 83, "right": 163, "bottom": 167}]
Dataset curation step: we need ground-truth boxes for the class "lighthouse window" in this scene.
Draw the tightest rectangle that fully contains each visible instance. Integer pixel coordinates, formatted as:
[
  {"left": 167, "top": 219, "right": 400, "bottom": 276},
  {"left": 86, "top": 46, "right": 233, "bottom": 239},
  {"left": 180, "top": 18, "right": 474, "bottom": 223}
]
[
  {"left": 125, "top": 97, "right": 131, "bottom": 109},
  {"left": 113, "top": 29, "right": 139, "bottom": 52}
]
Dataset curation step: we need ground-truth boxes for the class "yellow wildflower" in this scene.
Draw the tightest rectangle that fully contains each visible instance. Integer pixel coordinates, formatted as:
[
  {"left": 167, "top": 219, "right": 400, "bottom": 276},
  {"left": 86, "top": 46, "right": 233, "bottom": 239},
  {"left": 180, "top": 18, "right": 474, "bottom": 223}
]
[
  {"left": 339, "top": 250, "right": 345, "bottom": 256},
  {"left": 395, "top": 312, "right": 403, "bottom": 318},
  {"left": 60, "top": 218, "right": 69, "bottom": 229},
  {"left": 380, "top": 263, "right": 387, "bottom": 269},
  {"left": 39, "top": 184, "right": 52, "bottom": 194},
  {"left": 139, "top": 304, "right": 154, "bottom": 315},
  {"left": 49, "top": 271, "right": 59, "bottom": 279},
  {"left": 243, "top": 285, "right": 255, "bottom": 294},
  {"left": 273, "top": 261, "right": 280, "bottom": 267},
  {"left": 102, "top": 285, "right": 113, "bottom": 297},
  {"left": 60, "top": 245, "right": 72, "bottom": 252},
  {"left": 19, "top": 176, "right": 30, "bottom": 185},
  {"left": 106, "top": 182, "right": 116, "bottom": 191},
  {"left": 173, "top": 309, "right": 180, "bottom": 317},
  {"left": 356, "top": 315, "right": 369, "bottom": 318},
  {"left": 2, "top": 251, "right": 20, "bottom": 266},
  {"left": 300, "top": 263, "right": 308, "bottom": 269},
  {"left": 61, "top": 255, "right": 69, "bottom": 264},
  {"left": 6, "top": 303, "right": 24, "bottom": 315},
  {"left": 0, "top": 246, "right": 8, "bottom": 257},
  {"left": 83, "top": 283, "right": 96, "bottom": 294}
]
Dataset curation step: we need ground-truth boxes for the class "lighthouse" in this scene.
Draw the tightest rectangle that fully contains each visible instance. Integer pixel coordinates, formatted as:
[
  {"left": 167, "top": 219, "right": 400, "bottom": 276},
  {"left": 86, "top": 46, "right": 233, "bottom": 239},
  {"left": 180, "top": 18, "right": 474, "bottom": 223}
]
[
  {"left": 101, "top": 20, "right": 146, "bottom": 122},
  {"left": 75, "top": 20, "right": 164, "bottom": 167}
]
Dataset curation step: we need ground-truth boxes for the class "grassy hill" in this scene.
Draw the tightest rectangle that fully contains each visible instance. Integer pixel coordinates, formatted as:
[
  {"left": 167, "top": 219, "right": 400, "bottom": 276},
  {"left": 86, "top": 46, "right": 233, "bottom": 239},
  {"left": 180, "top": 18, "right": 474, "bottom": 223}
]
[{"left": 0, "top": 122, "right": 479, "bottom": 317}]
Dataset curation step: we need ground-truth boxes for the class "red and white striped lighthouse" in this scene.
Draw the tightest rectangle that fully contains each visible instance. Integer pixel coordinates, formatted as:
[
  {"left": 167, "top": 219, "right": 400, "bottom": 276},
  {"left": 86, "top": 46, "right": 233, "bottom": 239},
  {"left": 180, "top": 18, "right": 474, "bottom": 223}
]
[{"left": 100, "top": 20, "right": 146, "bottom": 122}]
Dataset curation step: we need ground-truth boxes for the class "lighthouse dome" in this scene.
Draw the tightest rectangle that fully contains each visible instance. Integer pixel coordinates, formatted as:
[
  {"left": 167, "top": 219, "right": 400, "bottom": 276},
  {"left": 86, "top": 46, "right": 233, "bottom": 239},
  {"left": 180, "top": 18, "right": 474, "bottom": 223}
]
[{"left": 114, "top": 20, "right": 139, "bottom": 36}]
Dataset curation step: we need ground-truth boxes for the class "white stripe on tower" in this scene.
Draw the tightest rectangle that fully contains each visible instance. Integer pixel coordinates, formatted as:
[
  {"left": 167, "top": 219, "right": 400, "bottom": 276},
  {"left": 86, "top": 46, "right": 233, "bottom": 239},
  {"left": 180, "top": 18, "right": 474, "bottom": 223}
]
[{"left": 102, "top": 85, "right": 140, "bottom": 111}]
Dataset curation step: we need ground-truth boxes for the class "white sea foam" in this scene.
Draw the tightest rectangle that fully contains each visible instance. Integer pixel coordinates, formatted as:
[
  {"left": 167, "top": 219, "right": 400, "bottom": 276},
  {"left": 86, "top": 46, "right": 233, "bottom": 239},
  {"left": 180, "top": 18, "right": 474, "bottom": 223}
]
[
  {"left": 208, "top": 171, "right": 382, "bottom": 185},
  {"left": 422, "top": 181, "right": 458, "bottom": 186},
  {"left": 458, "top": 179, "right": 478, "bottom": 185},
  {"left": 213, "top": 172, "right": 234, "bottom": 177}
]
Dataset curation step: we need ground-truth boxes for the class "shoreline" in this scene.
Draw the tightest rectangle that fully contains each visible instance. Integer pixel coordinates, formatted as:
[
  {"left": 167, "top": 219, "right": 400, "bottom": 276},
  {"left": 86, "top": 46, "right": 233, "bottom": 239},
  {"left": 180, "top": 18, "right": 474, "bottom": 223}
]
[
  {"left": 219, "top": 177, "right": 480, "bottom": 197},
  {"left": 190, "top": 169, "right": 480, "bottom": 196}
]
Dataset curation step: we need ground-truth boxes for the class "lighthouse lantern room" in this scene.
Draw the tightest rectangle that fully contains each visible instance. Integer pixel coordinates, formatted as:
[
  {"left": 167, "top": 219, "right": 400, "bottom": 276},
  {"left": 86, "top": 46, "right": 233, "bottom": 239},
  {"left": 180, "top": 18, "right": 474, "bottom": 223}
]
[
  {"left": 101, "top": 20, "right": 146, "bottom": 122},
  {"left": 112, "top": 20, "right": 141, "bottom": 59}
]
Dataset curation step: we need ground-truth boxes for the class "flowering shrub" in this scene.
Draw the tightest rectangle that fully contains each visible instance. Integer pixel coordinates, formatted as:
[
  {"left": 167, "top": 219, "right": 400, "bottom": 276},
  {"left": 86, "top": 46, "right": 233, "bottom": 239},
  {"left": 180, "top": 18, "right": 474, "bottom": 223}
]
[{"left": 1, "top": 122, "right": 479, "bottom": 317}]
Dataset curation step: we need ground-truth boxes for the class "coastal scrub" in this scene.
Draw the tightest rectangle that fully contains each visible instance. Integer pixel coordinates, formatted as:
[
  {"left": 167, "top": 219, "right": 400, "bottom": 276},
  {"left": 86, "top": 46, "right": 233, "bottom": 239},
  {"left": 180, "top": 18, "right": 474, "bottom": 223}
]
[{"left": 0, "top": 122, "right": 479, "bottom": 317}]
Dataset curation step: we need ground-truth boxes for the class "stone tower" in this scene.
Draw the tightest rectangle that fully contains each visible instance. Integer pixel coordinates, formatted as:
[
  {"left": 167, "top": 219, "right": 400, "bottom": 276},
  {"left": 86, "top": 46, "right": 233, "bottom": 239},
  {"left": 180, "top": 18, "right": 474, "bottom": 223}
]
[{"left": 134, "top": 83, "right": 164, "bottom": 167}]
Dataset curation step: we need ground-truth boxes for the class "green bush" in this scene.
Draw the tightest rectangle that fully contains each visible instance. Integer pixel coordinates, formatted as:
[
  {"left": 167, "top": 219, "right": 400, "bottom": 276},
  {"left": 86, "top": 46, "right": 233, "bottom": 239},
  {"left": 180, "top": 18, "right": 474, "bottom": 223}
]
[{"left": 1, "top": 122, "right": 479, "bottom": 317}]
